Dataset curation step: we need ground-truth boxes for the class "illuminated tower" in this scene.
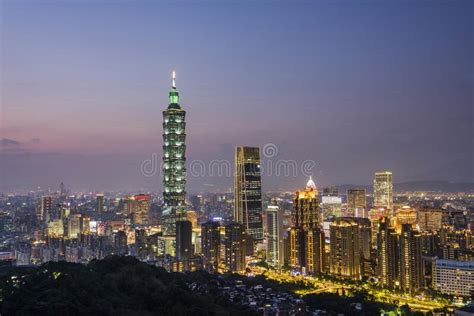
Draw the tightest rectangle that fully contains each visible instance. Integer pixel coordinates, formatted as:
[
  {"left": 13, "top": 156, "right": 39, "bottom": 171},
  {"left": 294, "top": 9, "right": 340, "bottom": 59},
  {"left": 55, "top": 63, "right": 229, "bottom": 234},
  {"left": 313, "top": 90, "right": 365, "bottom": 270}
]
[
  {"left": 133, "top": 194, "right": 150, "bottom": 225},
  {"left": 329, "top": 218, "right": 361, "bottom": 280},
  {"left": 373, "top": 171, "right": 393, "bottom": 216},
  {"left": 224, "top": 223, "right": 246, "bottom": 272},
  {"left": 41, "top": 196, "right": 53, "bottom": 223},
  {"left": 290, "top": 177, "right": 325, "bottom": 274},
  {"left": 266, "top": 205, "right": 284, "bottom": 267},
  {"left": 305, "top": 227, "right": 326, "bottom": 275},
  {"left": 399, "top": 224, "right": 423, "bottom": 294},
  {"left": 201, "top": 221, "right": 220, "bottom": 272},
  {"left": 392, "top": 206, "right": 417, "bottom": 233},
  {"left": 293, "top": 177, "right": 320, "bottom": 228},
  {"left": 377, "top": 217, "right": 399, "bottom": 288},
  {"left": 234, "top": 146, "right": 263, "bottom": 241},
  {"left": 162, "top": 71, "right": 187, "bottom": 236}
]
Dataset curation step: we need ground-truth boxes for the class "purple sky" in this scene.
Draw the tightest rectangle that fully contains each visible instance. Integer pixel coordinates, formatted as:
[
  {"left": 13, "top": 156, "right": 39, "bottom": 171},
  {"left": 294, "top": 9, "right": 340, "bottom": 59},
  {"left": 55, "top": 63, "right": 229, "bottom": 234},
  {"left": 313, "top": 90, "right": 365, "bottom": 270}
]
[{"left": 1, "top": 0, "right": 473, "bottom": 193}]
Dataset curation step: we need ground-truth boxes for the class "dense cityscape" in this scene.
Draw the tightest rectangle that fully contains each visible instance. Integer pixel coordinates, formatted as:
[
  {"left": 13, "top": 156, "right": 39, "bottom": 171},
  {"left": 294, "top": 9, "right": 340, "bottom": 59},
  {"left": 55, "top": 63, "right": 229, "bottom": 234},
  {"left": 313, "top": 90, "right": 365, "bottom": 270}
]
[
  {"left": 1, "top": 1, "right": 473, "bottom": 315},
  {"left": 1, "top": 73, "right": 473, "bottom": 315}
]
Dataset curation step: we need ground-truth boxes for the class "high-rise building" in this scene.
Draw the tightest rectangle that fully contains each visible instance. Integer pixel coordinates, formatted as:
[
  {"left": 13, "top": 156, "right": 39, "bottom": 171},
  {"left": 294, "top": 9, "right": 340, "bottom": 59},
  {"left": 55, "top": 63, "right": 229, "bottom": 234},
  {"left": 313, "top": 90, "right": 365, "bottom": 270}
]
[
  {"left": 289, "top": 177, "right": 325, "bottom": 274},
  {"left": 224, "top": 223, "right": 246, "bottom": 272},
  {"left": 289, "top": 227, "right": 305, "bottom": 269},
  {"left": 289, "top": 227, "right": 325, "bottom": 274},
  {"left": 373, "top": 171, "right": 393, "bottom": 216},
  {"left": 321, "top": 188, "right": 342, "bottom": 219},
  {"left": 121, "top": 196, "right": 134, "bottom": 215},
  {"left": 96, "top": 193, "right": 104, "bottom": 213},
  {"left": 392, "top": 206, "right": 417, "bottom": 233},
  {"left": 176, "top": 220, "right": 193, "bottom": 260},
  {"left": 347, "top": 189, "right": 366, "bottom": 218},
  {"left": 377, "top": 217, "right": 399, "bottom": 288},
  {"left": 305, "top": 227, "right": 326, "bottom": 275},
  {"left": 114, "top": 231, "right": 128, "bottom": 255},
  {"left": 157, "top": 236, "right": 176, "bottom": 257},
  {"left": 293, "top": 177, "right": 320, "bottom": 228},
  {"left": 162, "top": 71, "right": 187, "bottom": 236},
  {"left": 266, "top": 205, "right": 284, "bottom": 267},
  {"left": 440, "top": 227, "right": 472, "bottom": 250},
  {"left": 399, "top": 224, "right": 423, "bottom": 294},
  {"left": 41, "top": 196, "right": 53, "bottom": 223},
  {"left": 132, "top": 194, "right": 150, "bottom": 225},
  {"left": 329, "top": 218, "right": 361, "bottom": 280},
  {"left": 201, "top": 221, "right": 220, "bottom": 272},
  {"left": 47, "top": 219, "right": 64, "bottom": 237},
  {"left": 351, "top": 217, "right": 373, "bottom": 276},
  {"left": 67, "top": 214, "right": 82, "bottom": 239},
  {"left": 417, "top": 208, "right": 443, "bottom": 232},
  {"left": 234, "top": 146, "right": 263, "bottom": 241}
]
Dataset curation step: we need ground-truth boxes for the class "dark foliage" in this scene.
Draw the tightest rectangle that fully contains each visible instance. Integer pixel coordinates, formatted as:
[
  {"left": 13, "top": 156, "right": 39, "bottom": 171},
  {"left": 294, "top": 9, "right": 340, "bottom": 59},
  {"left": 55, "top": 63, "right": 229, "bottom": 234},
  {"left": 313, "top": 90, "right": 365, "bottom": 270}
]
[{"left": 0, "top": 256, "right": 254, "bottom": 316}]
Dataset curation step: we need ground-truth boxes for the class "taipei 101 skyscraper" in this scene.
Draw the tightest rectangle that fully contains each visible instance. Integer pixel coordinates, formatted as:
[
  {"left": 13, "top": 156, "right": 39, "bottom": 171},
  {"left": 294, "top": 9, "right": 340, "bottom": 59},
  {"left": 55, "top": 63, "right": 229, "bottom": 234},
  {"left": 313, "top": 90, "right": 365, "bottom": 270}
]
[{"left": 162, "top": 71, "right": 187, "bottom": 236}]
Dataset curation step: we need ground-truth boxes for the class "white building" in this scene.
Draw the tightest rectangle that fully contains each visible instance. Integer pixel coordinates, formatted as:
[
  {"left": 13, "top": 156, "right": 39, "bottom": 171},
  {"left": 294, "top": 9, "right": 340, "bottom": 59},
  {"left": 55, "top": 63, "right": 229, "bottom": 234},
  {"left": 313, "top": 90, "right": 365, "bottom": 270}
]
[
  {"left": 266, "top": 205, "right": 283, "bottom": 267},
  {"left": 433, "top": 259, "right": 474, "bottom": 297}
]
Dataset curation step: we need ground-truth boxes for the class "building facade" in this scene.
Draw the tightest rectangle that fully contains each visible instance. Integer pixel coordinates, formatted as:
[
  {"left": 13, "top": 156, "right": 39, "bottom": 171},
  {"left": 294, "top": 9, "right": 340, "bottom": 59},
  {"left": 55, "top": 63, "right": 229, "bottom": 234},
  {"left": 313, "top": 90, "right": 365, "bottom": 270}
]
[
  {"left": 373, "top": 171, "right": 393, "bottom": 216},
  {"left": 399, "top": 224, "right": 423, "bottom": 294},
  {"left": 132, "top": 194, "right": 150, "bottom": 225},
  {"left": 377, "top": 218, "right": 399, "bottom": 288},
  {"left": 266, "top": 205, "right": 284, "bottom": 267},
  {"left": 305, "top": 227, "right": 326, "bottom": 275},
  {"left": 433, "top": 259, "right": 474, "bottom": 297},
  {"left": 224, "top": 223, "right": 246, "bottom": 272},
  {"left": 293, "top": 177, "right": 319, "bottom": 228},
  {"left": 201, "top": 221, "right": 220, "bottom": 272},
  {"left": 329, "top": 218, "right": 361, "bottom": 280},
  {"left": 417, "top": 208, "right": 443, "bottom": 232},
  {"left": 176, "top": 220, "right": 193, "bottom": 260},
  {"left": 234, "top": 146, "right": 263, "bottom": 241},
  {"left": 41, "top": 196, "right": 53, "bottom": 223},
  {"left": 347, "top": 189, "right": 366, "bottom": 218}
]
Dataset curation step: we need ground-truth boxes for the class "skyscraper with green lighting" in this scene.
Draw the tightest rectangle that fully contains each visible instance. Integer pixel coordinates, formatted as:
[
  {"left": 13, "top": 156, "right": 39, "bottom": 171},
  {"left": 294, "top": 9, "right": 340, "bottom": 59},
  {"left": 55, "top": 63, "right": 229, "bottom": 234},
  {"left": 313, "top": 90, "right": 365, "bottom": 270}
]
[{"left": 162, "top": 71, "right": 187, "bottom": 236}]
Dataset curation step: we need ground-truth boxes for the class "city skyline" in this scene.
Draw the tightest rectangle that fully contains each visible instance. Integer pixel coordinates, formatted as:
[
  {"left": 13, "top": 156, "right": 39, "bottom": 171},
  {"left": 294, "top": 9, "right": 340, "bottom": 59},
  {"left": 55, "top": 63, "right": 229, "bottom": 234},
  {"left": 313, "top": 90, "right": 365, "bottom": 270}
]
[
  {"left": 1, "top": 0, "right": 472, "bottom": 192},
  {"left": 0, "top": 2, "right": 473, "bottom": 314}
]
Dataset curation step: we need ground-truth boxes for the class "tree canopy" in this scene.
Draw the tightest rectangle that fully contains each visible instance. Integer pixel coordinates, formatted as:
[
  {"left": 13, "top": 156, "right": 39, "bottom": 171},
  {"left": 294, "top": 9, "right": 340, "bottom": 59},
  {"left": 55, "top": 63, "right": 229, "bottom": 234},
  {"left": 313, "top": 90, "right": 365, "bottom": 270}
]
[{"left": 0, "top": 256, "right": 254, "bottom": 315}]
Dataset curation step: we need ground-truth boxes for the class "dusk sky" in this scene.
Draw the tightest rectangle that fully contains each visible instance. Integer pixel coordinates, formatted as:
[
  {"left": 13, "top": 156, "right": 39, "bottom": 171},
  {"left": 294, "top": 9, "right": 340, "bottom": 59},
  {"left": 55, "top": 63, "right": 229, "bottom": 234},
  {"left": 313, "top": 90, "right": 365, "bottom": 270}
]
[{"left": 1, "top": 0, "right": 473, "bottom": 193}]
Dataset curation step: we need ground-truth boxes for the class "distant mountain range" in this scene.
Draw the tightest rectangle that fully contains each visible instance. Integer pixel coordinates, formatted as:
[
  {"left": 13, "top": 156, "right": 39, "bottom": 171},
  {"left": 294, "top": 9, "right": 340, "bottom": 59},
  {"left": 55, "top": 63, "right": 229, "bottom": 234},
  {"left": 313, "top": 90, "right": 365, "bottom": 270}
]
[{"left": 335, "top": 181, "right": 474, "bottom": 193}]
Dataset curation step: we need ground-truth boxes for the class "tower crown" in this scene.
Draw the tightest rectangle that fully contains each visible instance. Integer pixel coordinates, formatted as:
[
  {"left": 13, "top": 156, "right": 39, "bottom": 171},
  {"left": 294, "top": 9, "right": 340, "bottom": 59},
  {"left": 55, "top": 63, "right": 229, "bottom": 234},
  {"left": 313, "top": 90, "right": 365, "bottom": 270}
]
[
  {"left": 172, "top": 70, "right": 176, "bottom": 89},
  {"left": 306, "top": 176, "right": 317, "bottom": 190},
  {"left": 169, "top": 70, "right": 180, "bottom": 106}
]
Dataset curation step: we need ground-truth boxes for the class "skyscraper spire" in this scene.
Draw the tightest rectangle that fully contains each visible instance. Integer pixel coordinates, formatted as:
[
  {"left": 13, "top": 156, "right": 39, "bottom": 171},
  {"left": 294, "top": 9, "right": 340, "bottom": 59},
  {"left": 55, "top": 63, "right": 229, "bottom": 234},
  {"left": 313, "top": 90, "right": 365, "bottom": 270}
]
[
  {"left": 172, "top": 70, "right": 176, "bottom": 89},
  {"left": 169, "top": 70, "right": 179, "bottom": 105},
  {"left": 306, "top": 175, "right": 316, "bottom": 190}
]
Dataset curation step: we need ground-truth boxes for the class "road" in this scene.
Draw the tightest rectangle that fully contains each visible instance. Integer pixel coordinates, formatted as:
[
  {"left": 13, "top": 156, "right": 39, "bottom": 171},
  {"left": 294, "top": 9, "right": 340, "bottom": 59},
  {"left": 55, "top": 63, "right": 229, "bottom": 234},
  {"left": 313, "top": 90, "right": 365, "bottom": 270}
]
[{"left": 254, "top": 269, "right": 453, "bottom": 312}]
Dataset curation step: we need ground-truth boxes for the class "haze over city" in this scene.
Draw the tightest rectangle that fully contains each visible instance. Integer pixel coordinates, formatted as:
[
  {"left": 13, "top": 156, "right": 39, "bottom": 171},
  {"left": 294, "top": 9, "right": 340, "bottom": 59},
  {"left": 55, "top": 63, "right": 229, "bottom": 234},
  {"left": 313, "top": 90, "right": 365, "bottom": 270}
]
[{"left": 1, "top": 0, "right": 473, "bottom": 192}]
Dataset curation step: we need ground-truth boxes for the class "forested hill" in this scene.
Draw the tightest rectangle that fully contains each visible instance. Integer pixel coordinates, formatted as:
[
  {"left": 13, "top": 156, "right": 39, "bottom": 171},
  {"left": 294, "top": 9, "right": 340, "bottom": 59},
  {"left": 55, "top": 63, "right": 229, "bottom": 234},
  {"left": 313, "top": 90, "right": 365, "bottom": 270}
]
[{"left": 0, "top": 256, "right": 254, "bottom": 316}]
